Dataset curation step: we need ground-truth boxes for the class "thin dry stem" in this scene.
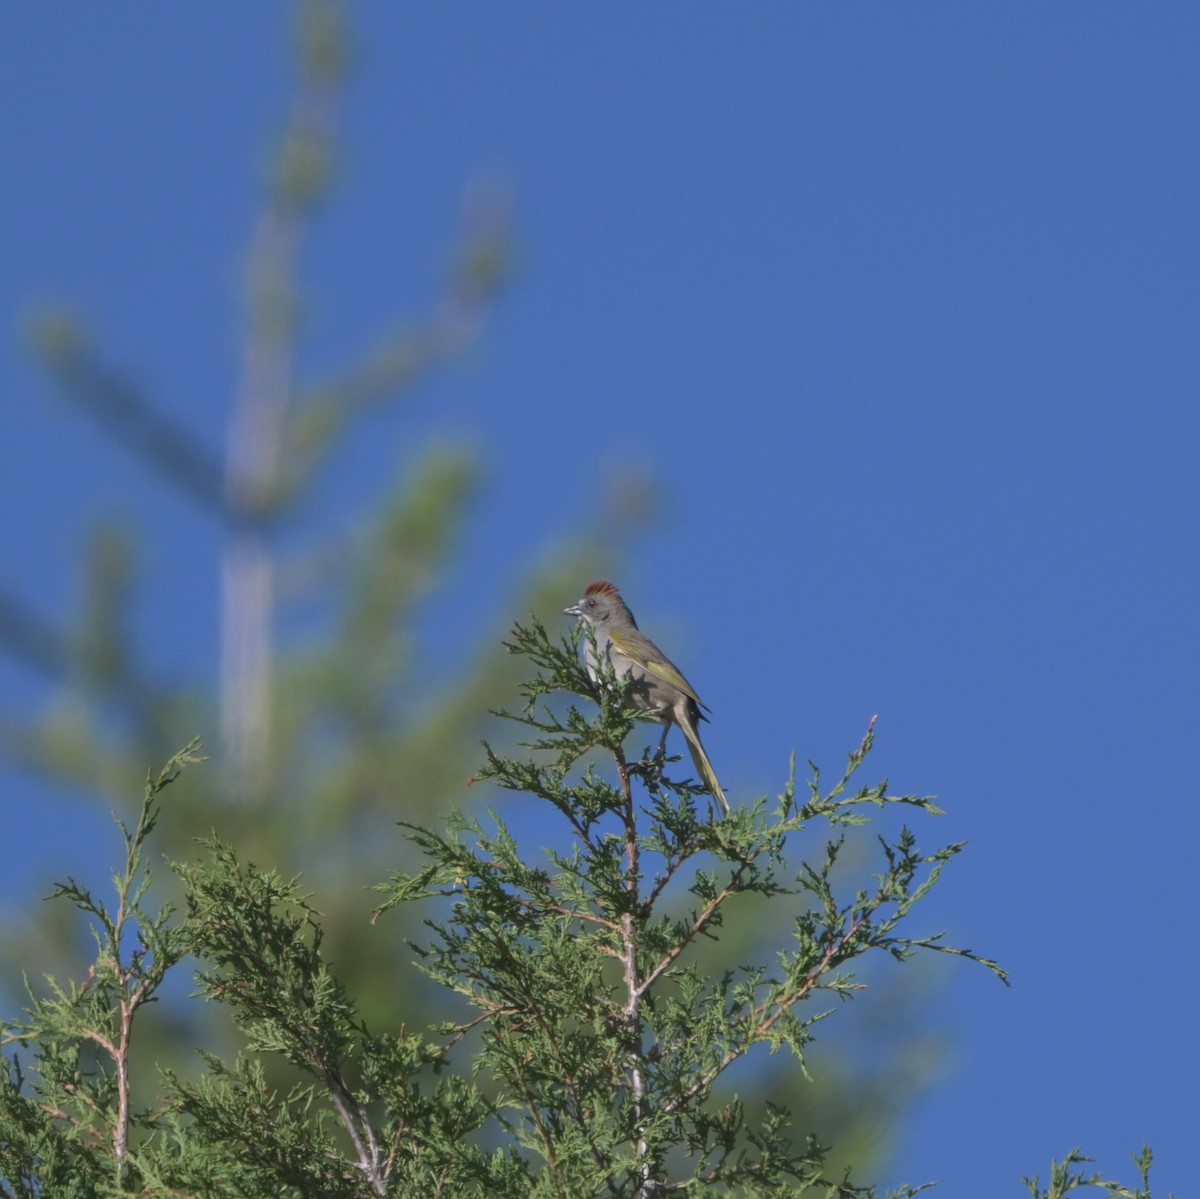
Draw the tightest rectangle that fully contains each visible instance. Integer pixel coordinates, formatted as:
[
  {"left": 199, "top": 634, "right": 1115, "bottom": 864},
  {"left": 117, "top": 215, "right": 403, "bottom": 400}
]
[{"left": 614, "top": 747, "right": 657, "bottom": 1199}]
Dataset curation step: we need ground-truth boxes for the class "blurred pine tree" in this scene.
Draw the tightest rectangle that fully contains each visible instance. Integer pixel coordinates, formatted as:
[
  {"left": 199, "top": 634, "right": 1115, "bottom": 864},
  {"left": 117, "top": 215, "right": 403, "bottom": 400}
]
[{"left": 0, "top": 2, "right": 943, "bottom": 1183}]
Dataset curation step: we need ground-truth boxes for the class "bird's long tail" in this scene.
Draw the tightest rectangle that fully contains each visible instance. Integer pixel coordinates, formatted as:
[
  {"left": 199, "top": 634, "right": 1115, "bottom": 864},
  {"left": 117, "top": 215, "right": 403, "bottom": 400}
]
[{"left": 679, "top": 713, "right": 729, "bottom": 814}]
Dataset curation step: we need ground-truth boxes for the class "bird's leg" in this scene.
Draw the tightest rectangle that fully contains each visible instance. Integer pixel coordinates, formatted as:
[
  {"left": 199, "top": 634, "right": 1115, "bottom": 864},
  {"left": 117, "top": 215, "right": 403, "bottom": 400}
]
[{"left": 625, "top": 725, "right": 671, "bottom": 786}]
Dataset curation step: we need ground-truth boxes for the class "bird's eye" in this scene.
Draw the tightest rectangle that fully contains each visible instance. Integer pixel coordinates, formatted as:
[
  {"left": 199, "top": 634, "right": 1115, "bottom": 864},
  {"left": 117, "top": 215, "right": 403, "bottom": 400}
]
[{"left": 585, "top": 599, "right": 595, "bottom": 608}]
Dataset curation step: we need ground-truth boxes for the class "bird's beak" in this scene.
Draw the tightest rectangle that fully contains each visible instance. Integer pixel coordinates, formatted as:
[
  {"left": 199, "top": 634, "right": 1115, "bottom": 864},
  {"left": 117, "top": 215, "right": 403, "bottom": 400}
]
[{"left": 564, "top": 603, "right": 581, "bottom": 617}]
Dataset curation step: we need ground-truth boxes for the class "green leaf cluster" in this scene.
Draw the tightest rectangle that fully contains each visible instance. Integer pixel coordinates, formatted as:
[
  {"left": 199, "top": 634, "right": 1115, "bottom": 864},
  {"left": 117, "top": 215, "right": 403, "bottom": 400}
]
[{"left": 0, "top": 626, "right": 1167, "bottom": 1197}]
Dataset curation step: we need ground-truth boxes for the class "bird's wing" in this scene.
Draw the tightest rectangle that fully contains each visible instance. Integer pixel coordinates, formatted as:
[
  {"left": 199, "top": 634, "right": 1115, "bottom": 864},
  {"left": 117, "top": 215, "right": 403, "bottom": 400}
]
[{"left": 608, "top": 626, "right": 706, "bottom": 708}]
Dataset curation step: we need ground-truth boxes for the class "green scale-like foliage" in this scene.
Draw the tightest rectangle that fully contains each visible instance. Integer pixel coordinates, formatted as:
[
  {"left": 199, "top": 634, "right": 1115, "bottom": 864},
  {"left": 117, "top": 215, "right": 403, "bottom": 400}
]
[
  {"left": 371, "top": 618, "right": 1007, "bottom": 1196},
  {"left": 2, "top": 623, "right": 1161, "bottom": 1198}
]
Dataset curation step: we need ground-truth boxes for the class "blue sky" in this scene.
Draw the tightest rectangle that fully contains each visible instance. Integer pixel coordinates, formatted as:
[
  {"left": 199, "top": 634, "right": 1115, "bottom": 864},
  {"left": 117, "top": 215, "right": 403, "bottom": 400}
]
[{"left": 3, "top": 5, "right": 1198, "bottom": 1193}]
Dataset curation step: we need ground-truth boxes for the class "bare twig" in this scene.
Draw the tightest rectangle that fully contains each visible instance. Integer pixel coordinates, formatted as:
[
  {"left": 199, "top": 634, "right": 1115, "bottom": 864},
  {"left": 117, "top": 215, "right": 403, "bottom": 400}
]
[{"left": 614, "top": 745, "right": 658, "bottom": 1199}]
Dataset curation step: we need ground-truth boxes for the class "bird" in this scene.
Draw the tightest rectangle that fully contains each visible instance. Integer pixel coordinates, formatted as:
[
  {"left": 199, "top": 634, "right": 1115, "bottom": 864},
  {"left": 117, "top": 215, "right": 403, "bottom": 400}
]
[{"left": 564, "top": 580, "right": 728, "bottom": 813}]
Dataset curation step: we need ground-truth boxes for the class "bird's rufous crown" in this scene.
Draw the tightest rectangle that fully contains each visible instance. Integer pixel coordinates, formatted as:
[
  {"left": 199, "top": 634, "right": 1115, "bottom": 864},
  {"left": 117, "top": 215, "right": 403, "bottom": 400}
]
[{"left": 584, "top": 579, "right": 620, "bottom": 598}]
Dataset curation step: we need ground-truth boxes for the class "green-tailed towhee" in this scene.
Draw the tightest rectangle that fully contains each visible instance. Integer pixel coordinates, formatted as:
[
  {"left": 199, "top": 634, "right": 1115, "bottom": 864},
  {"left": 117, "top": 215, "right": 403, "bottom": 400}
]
[{"left": 564, "top": 580, "right": 728, "bottom": 813}]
